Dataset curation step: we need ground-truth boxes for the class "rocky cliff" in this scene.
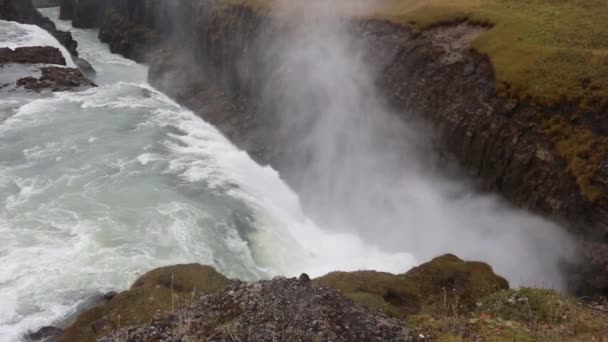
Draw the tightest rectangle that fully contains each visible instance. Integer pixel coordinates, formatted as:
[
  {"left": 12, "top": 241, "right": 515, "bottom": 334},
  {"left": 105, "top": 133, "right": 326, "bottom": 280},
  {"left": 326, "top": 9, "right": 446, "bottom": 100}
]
[{"left": 58, "top": 0, "right": 608, "bottom": 296}]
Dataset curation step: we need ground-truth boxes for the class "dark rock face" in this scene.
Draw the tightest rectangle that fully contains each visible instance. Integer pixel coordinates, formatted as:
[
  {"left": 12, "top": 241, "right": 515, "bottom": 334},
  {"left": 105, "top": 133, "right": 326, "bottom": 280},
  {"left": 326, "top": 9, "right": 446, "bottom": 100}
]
[
  {"left": 17, "top": 66, "right": 96, "bottom": 91},
  {"left": 71, "top": 0, "right": 102, "bottom": 28},
  {"left": 32, "top": 0, "right": 60, "bottom": 8},
  {"left": 0, "top": 46, "right": 66, "bottom": 65},
  {"left": 59, "top": 0, "right": 73, "bottom": 20},
  {"left": 24, "top": 326, "right": 63, "bottom": 342},
  {"left": 100, "top": 276, "right": 411, "bottom": 341}
]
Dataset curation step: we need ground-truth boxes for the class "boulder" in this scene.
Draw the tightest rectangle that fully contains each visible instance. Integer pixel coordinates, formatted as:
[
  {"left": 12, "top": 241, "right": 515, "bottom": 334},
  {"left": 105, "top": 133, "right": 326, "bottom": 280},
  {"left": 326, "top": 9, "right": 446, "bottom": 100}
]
[
  {"left": 316, "top": 254, "right": 509, "bottom": 318},
  {"left": 59, "top": 264, "right": 230, "bottom": 342}
]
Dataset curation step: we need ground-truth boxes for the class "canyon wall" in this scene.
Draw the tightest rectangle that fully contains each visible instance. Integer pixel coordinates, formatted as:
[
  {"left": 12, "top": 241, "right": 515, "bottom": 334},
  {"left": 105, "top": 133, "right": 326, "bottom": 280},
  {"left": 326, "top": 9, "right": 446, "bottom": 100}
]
[{"left": 58, "top": 0, "right": 608, "bottom": 296}]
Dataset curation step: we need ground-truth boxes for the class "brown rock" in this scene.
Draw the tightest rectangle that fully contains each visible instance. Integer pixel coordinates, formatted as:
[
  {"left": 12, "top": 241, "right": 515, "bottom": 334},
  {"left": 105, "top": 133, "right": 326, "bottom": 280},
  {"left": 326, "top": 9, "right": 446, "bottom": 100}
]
[
  {"left": 17, "top": 66, "right": 95, "bottom": 91},
  {"left": 0, "top": 46, "right": 66, "bottom": 65}
]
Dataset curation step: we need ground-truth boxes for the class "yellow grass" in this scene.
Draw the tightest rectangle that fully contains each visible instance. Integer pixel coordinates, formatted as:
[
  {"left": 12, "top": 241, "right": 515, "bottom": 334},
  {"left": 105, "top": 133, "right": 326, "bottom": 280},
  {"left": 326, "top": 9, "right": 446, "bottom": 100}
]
[{"left": 225, "top": 0, "right": 608, "bottom": 105}]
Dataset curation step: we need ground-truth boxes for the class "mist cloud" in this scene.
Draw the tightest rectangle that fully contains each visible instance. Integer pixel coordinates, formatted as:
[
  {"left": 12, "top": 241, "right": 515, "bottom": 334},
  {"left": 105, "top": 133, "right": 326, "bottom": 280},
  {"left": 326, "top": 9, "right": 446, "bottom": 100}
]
[{"left": 252, "top": 0, "right": 576, "bottom": 289}]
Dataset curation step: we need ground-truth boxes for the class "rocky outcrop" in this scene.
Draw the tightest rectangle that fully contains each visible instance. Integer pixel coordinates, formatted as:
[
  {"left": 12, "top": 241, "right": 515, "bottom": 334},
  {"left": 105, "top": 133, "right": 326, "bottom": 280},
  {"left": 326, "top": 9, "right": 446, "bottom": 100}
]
[
  {"left": 0, "top": 45, "right": 94, "bottom": 92},
  {"left": 105, "top": 275, "right": 411, "bottom": 342},
  {"left": 58, "top": 255, "right": 511, "bottom": 341},
  {"left": 0, "top": 46, "right": 65, "bottom": 65},
  {"left": 17, "top": 66, "right": 95, "bottom": 91}
]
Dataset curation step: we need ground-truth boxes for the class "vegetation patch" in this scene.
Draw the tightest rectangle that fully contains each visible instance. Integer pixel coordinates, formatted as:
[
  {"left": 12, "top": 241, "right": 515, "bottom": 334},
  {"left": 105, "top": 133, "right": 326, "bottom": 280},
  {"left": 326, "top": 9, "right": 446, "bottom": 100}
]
[
  {"left": 316, "top": 254, "right": 508, "bottom": 318},
  {"left": 406, "top": 288, "right": 608, "bottom": 341},
  {"left": 543, "top": 116, "right": 608, "bottom": 202},
  {"left": 59, "top": 264, "right": 229, "bottom": 342},
  {"left": 374, "top": 0, "right": 608, "bottom": 105}
]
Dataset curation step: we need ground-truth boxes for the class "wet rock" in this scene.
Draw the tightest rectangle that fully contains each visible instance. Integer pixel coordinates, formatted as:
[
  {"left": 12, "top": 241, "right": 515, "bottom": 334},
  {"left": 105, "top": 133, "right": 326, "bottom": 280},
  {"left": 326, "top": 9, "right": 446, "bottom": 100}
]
[
  {"left": 73, "top": 55, "right": 96, "bottom": 79},
  {"left": 102, "top": 291, "right": 117, "bottom": 301},
  {"left": 24, "top": 326, "right": 63, "bottom": 342},
  {"left": 0, "top": 46, "right": 66, "bottom": 65},
  {"left": 17, "top": 66, "right": 95, "bottom": 91}
]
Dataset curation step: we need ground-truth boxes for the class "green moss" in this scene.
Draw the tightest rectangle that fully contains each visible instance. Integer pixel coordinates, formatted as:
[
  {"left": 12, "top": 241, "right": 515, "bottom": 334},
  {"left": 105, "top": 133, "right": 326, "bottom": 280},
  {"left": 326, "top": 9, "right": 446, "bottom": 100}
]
[
  {"left": 543, "top": 116, "right": 607, "bottom": 202},
  {"left": 316, "top": 270, "right": 422, "bottom": 318},
  {"left": 402, "top": 254, "right": 509, "bottom": 311},
  {"left": 59, "top": 264, "right": 229, "bottom": 342},
  {"left": 316, "top": 254, "right": 508, "bottom": 318},
  {"left": 374, "top": 0, "right": 608, "bottom": 105}
]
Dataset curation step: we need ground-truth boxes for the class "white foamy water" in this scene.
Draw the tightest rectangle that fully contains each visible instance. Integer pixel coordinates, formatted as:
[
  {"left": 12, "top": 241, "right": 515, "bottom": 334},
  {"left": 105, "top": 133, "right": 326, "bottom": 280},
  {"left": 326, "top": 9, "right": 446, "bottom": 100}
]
[{"left": 0, "top": 9, "right": 414, "bottom": 341}]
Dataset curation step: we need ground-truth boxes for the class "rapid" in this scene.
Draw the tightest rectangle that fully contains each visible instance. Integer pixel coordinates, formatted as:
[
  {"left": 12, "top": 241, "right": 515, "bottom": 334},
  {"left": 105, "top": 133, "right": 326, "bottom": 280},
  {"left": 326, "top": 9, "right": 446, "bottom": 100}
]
[{"left": 0, "top": 8, "right": 413, "bottom": 340}]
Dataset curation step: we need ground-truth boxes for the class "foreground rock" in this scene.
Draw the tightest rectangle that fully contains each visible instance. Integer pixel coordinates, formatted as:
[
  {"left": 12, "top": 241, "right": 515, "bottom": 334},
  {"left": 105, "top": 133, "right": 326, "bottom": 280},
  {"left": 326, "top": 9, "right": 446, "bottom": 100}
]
[
  {"left": 59, "top": 264, "right": 230, "bottom": 341},
  {"left": 57, "top": 256, "right": 508, "bottom": 341},
  {"left": 317, "top": 254, "right": 509, "bottom": 319},
  {"left": 103, "top": 276, "right": 411, "bottom": 342}
]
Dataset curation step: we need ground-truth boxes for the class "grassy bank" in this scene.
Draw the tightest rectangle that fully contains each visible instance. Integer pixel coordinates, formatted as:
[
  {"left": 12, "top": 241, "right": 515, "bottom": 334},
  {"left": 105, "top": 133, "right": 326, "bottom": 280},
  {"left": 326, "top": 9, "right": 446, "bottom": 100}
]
[
  {"left": 375, "top": 0, "right": 608, "bottom": 105},
  {"left": 227, "top": 0, "right": 608, "bottom": 105}
]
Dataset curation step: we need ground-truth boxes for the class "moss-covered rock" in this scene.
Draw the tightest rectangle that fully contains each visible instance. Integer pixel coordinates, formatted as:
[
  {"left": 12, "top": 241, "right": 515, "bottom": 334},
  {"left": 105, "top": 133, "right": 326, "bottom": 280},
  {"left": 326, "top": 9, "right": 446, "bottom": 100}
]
[
  {"left": 403, "top": 254, "right": 509, "bottom": 311},
  {"left": 316, "top": 270, "right": 423, "bottom": 318},
  {"left": 59, "top": 264, "right": 230, "bottom": 342},
  {"left": 316, "top": 254, "right": 509, "bottom": 319}
]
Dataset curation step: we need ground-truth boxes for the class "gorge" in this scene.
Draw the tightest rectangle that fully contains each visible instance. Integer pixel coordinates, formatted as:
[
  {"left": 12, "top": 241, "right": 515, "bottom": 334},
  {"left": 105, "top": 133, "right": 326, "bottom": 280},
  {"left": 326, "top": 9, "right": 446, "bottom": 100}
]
[{"left": 1, "top": 0, "right": 607, "bottom": 341}]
